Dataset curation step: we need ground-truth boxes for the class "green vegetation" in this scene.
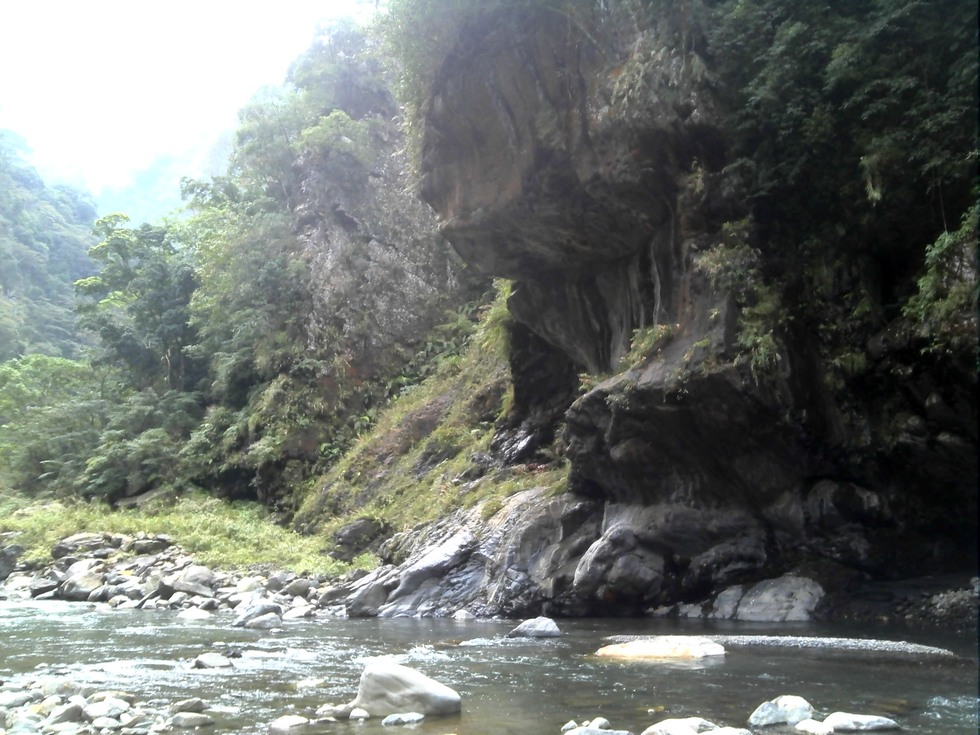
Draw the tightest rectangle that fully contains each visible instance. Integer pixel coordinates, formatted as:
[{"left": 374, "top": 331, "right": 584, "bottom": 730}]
[
  {"left": 295, "top": 283, "right": 566, "bottom": 540},
  {"left": 707, "top": 0, "right": 977, "bottom": 382},
  {"left": 0, "top": 487, "right": 349, "bottom": 573},
  {"left": 904, "top": 200, "right": 979, "bottom": 356},
  {"left": 0, "top": 23, "right": 476, "bottom": 514},
  {"left": 0, "top": 131, "right": 96, "bottom": 360}
]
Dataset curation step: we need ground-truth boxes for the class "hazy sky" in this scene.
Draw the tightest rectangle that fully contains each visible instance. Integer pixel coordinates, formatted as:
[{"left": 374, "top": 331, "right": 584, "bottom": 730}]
[{"left": 0, "top": 1, "right": 376, "bottom": 194}]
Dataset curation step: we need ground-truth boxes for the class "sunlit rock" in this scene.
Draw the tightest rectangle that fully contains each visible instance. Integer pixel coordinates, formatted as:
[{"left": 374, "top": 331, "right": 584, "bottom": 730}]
[
  {"left": 748, "top": 695, "right": 815, "bottom": 727},
  {"left": 193, "top": 652, "right": 233, "bottom": 669},
  {"left": 796, "top": 719, "right": 835, "bottom": 735},
  {"left": 171, "top": 711, "right": 215, "bottom": 728},
  {"left": 596, "top": 636, "right": 725, "bottom": 659},
  {"left": 506, "top": 616, "right": 561, "bottom": 638},
  {"left": 822, "top": 712, "right": 901, "bottom": 731},
  {"left": 340, "top": 662, "right": 461, "bottom": 718},
  {"left": 640, "top": 716, "right": 718, "bottom": 735},
  {"left": 269, "top": 714, "right": 311, "bottom": 734}
]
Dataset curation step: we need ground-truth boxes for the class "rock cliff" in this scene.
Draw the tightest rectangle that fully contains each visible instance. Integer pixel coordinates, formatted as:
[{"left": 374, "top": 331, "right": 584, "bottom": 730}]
[{"left": 328, "top": 4, "right": 976, "bottom": 620}]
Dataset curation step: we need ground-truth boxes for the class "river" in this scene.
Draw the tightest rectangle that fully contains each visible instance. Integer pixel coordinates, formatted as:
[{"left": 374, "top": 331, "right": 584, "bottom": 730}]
[{"left": 1, "top": 599, "right": 976, "bottom": 734}]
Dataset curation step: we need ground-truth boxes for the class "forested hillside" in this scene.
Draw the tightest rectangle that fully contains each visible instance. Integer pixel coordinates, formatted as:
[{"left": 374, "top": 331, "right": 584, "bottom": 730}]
[
  {"left": 0, "top": 132, "right": 96, "bottom": 360},
  {"left": 0, "top": 22, "right": 480, "bottom": 509}
]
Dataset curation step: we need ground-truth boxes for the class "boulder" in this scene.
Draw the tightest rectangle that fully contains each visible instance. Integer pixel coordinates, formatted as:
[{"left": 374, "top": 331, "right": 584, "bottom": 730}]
[
  {"left": 132, "top": 535, "right": 173, "bottom": 555},
  {"left": 641, "top": 717, "right": 718, "bottom": 735},
  {"left": 245, "top": 611, "right": 283, "bottom": 629},
  {"left": 45, "top": 702, "right": 84, "bottom": 725},
  {"left": 735, "top": 576, "right": 825, "bottom": 622},
  {"left": 59, "top": 570, "right": 106, "bottom": 602},
  {"left": 822, "top": 712, "right": 901, "bottom": 731},
  {"left": 596, "top": 637, "right": 725, "bottom": 659},
  {"left": 29, "top": 570, "right": 63, "bottom": 597},
  {"left": 170, "top": 698, "right": 206, "bottom": 714},
  {"left": 346, "top": 579, "right": 390, "bottom": 618},
  {"left": 233, "top": 601, "right": 282, "bottom": 627},
  {"left": 506, "top": 616, "right": 561, "bottom": 638},
  {"left": 193, "top": 652, "right": 233, "bottom": 669},
  {"left": 347, "top": 662, "right": 461, "bottom": 717},
  {"left": 82, "top": 696, "right": 131, "bottom": 721},
  {"left": 795, "top": 720, "right": 834, "bottom": 735},
  {"left": 283, "top": 577, "right": 312, "bottom": 598},
  {"left": 0, "top": 543, "right": 23, "bottom": 581},
  {"left": 171, "top": 711, "right": 215, "bottom": 728},
  {"left": 748, "top": 695, "right": 815, "bottom": 727},
  {"left": 177, "top": 607, "right": 212, "bottom": 620},
  {"left": 0, "top": 690, "right": 35, "bottom": 708},
  {"left": 269, "top": 714, "right": 312, "bottom": 733},
  {"left": 52, "top": 532, "right": 115, "bottom": 559}
]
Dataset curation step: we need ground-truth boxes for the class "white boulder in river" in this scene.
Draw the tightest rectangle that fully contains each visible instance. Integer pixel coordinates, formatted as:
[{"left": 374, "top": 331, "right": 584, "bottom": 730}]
[
  {"left": 748, "top": 695, "right": 815, "bottom": 727},
  {"left": 822, "top": 712, "right": 900, "bottom": 731},
  {"left": 595, "top": 636, "right": 725, "bottom": 659},
  {"left": 507, "top": 616, "right": 561, "bottom": 638},
  {"left": 323, "top": 662, "right": 461, "bottom": 718}
]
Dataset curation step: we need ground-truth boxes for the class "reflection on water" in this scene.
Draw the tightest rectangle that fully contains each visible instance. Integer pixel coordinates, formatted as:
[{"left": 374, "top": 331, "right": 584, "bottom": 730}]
[{"left": 0, "top": 600, "right": 976, "bottom": 734}]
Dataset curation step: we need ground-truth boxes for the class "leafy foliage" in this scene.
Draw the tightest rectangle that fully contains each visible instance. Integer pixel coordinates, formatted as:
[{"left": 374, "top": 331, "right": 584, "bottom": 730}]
[{"left": 706, "top": 0, "right": 977, "bottom": 376}]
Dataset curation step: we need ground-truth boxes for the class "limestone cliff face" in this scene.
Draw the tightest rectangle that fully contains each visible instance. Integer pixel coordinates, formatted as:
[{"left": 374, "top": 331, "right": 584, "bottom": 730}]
[{"left": 403, "top": 6, "right": 977, "bottom": 617}]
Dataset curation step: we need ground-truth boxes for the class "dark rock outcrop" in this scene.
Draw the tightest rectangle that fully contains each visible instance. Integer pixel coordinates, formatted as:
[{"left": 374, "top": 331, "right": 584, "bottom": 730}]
[{"left": 406, "top": 5, "right": 977, "bottom": 617}]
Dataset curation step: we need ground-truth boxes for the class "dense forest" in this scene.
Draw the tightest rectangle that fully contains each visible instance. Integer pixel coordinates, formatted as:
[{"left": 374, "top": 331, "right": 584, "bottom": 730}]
[{"left": 0, "top": 0, "right": 975, "bottom": 576}]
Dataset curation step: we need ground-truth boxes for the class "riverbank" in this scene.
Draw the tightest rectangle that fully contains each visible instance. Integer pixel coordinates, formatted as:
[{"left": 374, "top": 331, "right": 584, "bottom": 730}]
[{"left": 1, "top": 530, "right": 976, "bottom": 636}]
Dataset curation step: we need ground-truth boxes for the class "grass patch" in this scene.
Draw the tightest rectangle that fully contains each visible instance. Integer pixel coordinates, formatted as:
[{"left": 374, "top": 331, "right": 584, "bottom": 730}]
[{"left": 0, "top": 487, "right": 348, "bottom": 575}]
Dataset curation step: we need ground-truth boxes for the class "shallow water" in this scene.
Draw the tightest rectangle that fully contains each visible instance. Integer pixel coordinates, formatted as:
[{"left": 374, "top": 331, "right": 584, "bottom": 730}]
[{"left": 1, "top": 600, "right": 976, "bottom": 734}]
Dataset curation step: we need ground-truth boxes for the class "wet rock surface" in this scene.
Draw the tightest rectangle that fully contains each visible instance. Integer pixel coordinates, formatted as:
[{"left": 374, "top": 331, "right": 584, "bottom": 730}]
[{"left": 0, "top": 678, "right": 215, "bottom": 735}]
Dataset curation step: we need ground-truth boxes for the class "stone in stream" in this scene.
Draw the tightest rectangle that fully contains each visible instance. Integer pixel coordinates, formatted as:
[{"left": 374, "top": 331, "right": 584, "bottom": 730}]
[
  {"left": 641, "top": 717, "right": 720, "bottom": 735},
  {"left": 82, "top": 695, "right": 131, "bottom": 720},
  {"left": 381, "top": 711, "right": 426, "bottom": 725},
  {"left": 0, "top": 690, "right": 35, "bottom": 708},
  {"left": 171, "top": 711, "right": 216, "bottom": 728},
  {"left": 194, "top": 652, "right": 234, "bottom": 669},
  {"left": 796, "top": 720, "right": 835, "bottom": 735},
  {"left": 734, "top": 575, "right": 825, "bottom": 622},
  {"left": 177, "top": 607, "right": 212, "bottom": 620},
  {"left": 506, "top": 615, "right": 561, "bottom": 638},
  {"left": 245, "top": 611, "right": 283, "bottom": 629},
  {"left": 170, "top": 697, "right": 206, "bottom": 714},
  {"left": 233, "top": 600, "right": 283, "bottom": 627},
  {"left": 269, "top": 714, "right": 311, "bottom": 733},
  {"left": 822, "top": 712, "right": 901, "bottom": 731},
  {"left": 321, "top": 661, "right": 461, "bottom": 719},
  {"left": 45, "top": 701, "right": 84, "bottom": 725},
  {"left": 595, "top": 636, "right": 725, "bottom": 659},
  {"left": 747, "top": 695, "right": 815, "bottom": 727}
]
